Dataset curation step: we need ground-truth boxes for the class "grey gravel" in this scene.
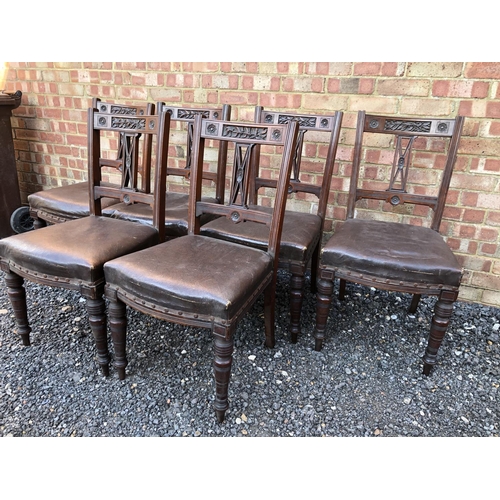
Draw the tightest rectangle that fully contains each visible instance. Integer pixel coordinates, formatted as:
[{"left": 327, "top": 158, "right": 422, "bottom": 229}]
[{"left": 0, "top": 268, "right": 499, "bottom": 437}]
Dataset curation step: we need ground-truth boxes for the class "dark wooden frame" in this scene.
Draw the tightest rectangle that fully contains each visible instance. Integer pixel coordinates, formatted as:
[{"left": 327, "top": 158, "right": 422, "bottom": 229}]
[
  {"left": 314, "top": 111, "right": 465, "bottom": 375},
  {"left": 0, "top": 106, "right": 170, "bottom": 375},
  {"left": 104, "top": 115, "right": 300, "bottom": 422}
]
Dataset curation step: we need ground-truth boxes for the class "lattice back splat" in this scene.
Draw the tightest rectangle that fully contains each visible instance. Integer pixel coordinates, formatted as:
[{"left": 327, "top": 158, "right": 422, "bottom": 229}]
[{"left": 348, "top": 112, "right": 464, "bottom": 231}]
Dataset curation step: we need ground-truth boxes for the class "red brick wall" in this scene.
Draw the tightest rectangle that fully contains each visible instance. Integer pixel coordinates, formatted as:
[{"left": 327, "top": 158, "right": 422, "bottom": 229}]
[{"left": 4, "top": 62, "right": 500, "bottom": 308}]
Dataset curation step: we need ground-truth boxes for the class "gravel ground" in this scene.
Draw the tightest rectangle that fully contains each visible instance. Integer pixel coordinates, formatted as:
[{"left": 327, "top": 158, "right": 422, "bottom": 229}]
[{"left": 1, "top": 268, "right": 499, "bottom": 439}]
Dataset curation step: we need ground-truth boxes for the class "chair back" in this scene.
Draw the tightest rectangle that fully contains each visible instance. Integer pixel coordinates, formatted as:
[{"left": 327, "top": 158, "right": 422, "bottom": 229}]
[
  {"left": 347, "top": 111, "right": 465, "bottom": 231},
  {"left": 157, "top": 102, "right": 231, "bottom": 203},
  {"left": 251, "top": 106, "right": 343, "bottom": 228},
  {"left": 188, "top": 115, "right": 300, "bottom": 261},
  {"left": 87, "top": 106, "right": 171, "bottom": 241},
  {"left": 92, "top": 97, "right": 154, "bottom": 193}
]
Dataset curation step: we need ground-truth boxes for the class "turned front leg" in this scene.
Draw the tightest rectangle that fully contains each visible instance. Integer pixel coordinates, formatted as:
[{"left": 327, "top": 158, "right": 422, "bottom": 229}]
[
  {"left": 213, "top": 333, "right": 234, "bottom": 423},
  {"left": 310, "top": 242, "right": 320, "bottom": 294},
  {"left": 289, "top": 270, "right": 305, "bottom": 343},
  {"left": 263, "top": 282, "right": 276, "bottom": 349},
  {"left": 422, "top": 291, "right": 457, "bottom": 376},
  {"left": 86, "top": 296, "right": 110, "bottom": 377},
  {"left": 4, "top": 270, "right": 32, "bottom": 346},
  {"left": 314, "top": 271, "right": 335, "bottom": 351},
  {"left": 108, "top": 298, "right": 128, "bottom": 380}
]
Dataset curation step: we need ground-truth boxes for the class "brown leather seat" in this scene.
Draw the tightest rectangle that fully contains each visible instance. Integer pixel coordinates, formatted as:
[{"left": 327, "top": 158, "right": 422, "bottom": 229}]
[
  {"left": 104, "top": 191, "right": 218, "bottom": 237},
  {"left": 202, "top": 204, "right": 321, "bottom": 264},
  {"left": 29, "top": 181, "right": 120, "bottom": 224},
  {"left": 104, "top": 115, "right": 300, "bottom": 422},
  {"left": 0, "top": 105, "right": 171, "bottom": 377},
  {"left": 321, "top": 219, "right": 462, "bottom": 287},
  {"left": 1, "top": 216, "right": 158, "bottom": 283},
  {"left": 314, "top": 111, "right": 465, "bottom": 376},
  {"left": 105, "top": 235, "right": 273, "bottom": 320},
  {"left": 201, "top": 107, "right": 343, "bottom": 343}
]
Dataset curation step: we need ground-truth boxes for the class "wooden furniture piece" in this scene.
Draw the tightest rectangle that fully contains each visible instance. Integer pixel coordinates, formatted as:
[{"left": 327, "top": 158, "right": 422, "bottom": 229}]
[
  {"left": 200, "top": 106, "right": 343, "bottom": 342},
  {"left": 314, "top": 111, "right": 465, "bottom": 375},
  {"left": 0, "top": 106, "right": 171, "bottom": 376},
  {"left": 28, "top": 98, "right": 154, "bottom": 228},
  {"left": 103, "top": 103, "right": 231, "bottom": 238},
  {"left": 0, "top": 90, "right": 23, "bottom": 238},
  {"left": 104, "top": 115, "right": 300, "bottom": 422}
]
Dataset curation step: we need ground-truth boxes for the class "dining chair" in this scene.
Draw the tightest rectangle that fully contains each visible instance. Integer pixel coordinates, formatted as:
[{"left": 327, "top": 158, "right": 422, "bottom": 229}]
[
  {"left": 103, "top": 102, "right": 231, "bottom": 238},
  {"left": 0, "top": 105, "right": 171, "bottom": 376},
  {"left": 104, "top": 115, "right": 300, "bottom": 422},
  {"left": 28, "top": 98, "right": 154, "bottom": 229},
  {"left": 200, "top": 106, "right": 343, "bottom": 342},
  {"left": 314, "top": 111, "right": 465, "bottom": 375}
]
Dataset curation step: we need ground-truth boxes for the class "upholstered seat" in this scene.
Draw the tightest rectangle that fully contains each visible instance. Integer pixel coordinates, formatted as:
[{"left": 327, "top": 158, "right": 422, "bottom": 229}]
[
  {"left": 199, "top": 107, "right": 343, "bottom": 343},
  {"left": 104, "top": 115, "right": 300, "bottom": 422},
  {"left": 0, "top": 105, "right": 171, "bottom": 377},
  {"left": 0, "top": 216, "right": 158, "bottom": 284},
  {"left": 28, "top": 182, "right": 120, "bottom": 224},
  {"left": 104, "top": 192, "right": 218, "bottom": 237},
  {"left": 105, "top": 235, "right": 273, "bottom": 320},
  {"left": 201, "top": 205, "right": 321, "bottom": 264},
  {"left": 320, "top": 219, "right": 462, "bottom": 287},
  {"left": 314, "top": 111, "right": 465, "bottom": 376}
]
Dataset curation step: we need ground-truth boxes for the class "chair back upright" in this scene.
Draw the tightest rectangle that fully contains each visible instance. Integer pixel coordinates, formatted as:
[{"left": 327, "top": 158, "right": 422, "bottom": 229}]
[
  {"left": 87, "top": 105, "right": 171, "bottom": 242},
  {"left": 348, "top": 111, "right": 465, "bottom": 232},
  {"left": 92, "top": 97, "right": 155, "bottom": 193},
  {"left": 188, "top": 115, "right": 300, "bottom": 261},
  {"left": 251, "top": 106, "right": 343, "bottom": 229},
  {"left": 157, "top": 102, "right": 231, "bottom": 203}
]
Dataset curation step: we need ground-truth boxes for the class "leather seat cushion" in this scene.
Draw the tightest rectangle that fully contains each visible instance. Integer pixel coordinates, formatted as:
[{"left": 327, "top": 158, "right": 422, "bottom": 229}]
[
  {"left": 321, "top": 219, "right": 462, "bottom": 287},
  {"left": 104, "top": 235, "right": 273, "bottom": 321},
  {"left": 0, "top": 216, "right": 159, "bottom": 284},
  {"left": 103, "top": 192, "right": 218, "bottom": 237},
  {"left": 28, "top": 182, "right": 119, "bottom": 220},
  {"left": 200, "top": 205, "right": 321, "bottom": 263}
]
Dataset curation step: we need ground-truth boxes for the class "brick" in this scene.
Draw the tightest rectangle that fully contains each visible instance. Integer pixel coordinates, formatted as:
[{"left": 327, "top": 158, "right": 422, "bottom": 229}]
[
  {"left": 488, "top": 122, "right": 500, "bottom": 137},
  {"left": 458, "top": 285, "right": 483, "bottom": 303},
  {"left": 244, "top": 75, "right": 281, "bottom": 91},
  {"left": 477, "top": 193, "right": 500, "bottom": 210},
  {"left": 470, "top": 271, "right": 500, "bottom": 290},
  {"left": 305, "top": 63, "right": 352, "bottom": 75},
  {"left": 432, "top": 80, "right": 489, "bottom": 98},
  {"left": 201, "top": 74, "right": 239, "bottom": 90},
  {"left": 452, "top": 173, "right": 498, "bottom": 192},
  {"left": 479, "top": 227, "right": 499, "bottom": 241},
  {"left": 261, "top": 93, "right": 302, "bottom": 109},
  {"left": 481, "top": 289, "right": 500, "bottom": 307},
  {"left": 486, "top": 101, "right": 500, "bottom": 118},
  {"left": 221, "top": 62, "right": 259, "bottom": 73},
  {"left": 457, "top": 100, "right": 488, "bottom": 118},
  {"left": 57, "top": 83, "right": 85, "bottom": 96},
  {"left": 378, "top": 79, "right": 430, "bottom": 96},
  {"left": 493, "top": 261, "right": 500, "bottom": 275},
  {"left": 462, "top": 209, "right": 486, "bottom": 223},
  {"left": 407, "top": 63, "right": 463, "bottom": 78},
  {"left": 483, "top": 159, "right": 500, "bottom": 172},
  {"left": 465, "top": 63, "right": 500, "bottom": 79},
  {"left": 461, "top": 191, "right": 479, "bottom": 207},
  {"left": 348, "top": 96, "right": 398, "bottom": 114},
  {"left": 282, "top": 77, "right": 324, "bottom": 93},
  {"left": 400, "top": 98, "right": 452, "bottom": 116},
  {"left": 182, "top": 62, "right": 219, "bottom": 72},
  {"left": 353, "top": 63, "right": 381, "bottom": 76}
]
